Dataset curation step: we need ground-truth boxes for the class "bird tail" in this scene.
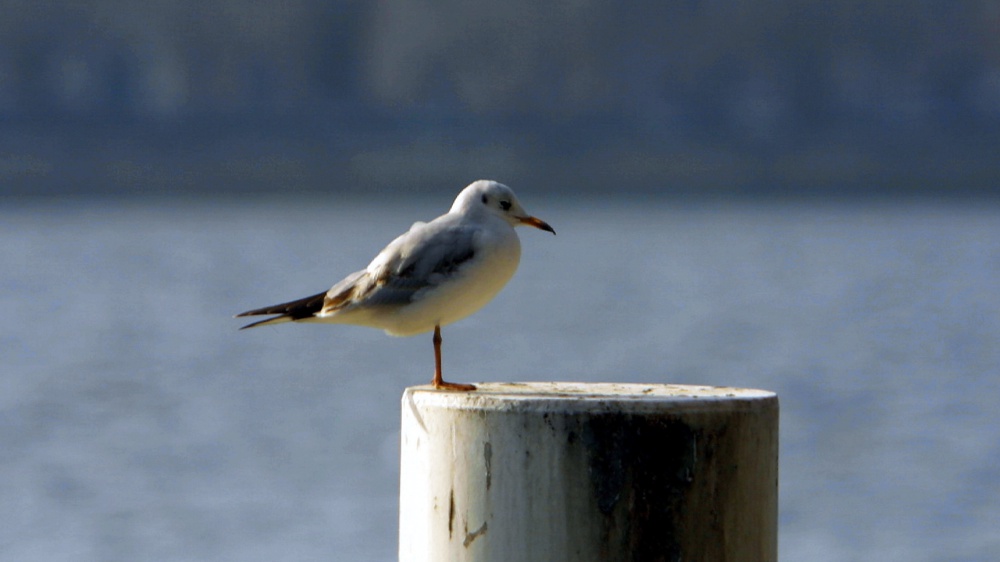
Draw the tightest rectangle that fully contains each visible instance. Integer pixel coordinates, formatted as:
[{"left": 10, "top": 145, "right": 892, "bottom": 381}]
[{"left": 235, "top": 290, "right": 327, "bottom": 330}]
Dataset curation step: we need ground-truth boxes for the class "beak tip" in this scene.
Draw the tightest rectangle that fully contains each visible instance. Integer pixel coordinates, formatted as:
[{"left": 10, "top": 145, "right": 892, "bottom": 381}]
[{"left": 521, "top": 216, "right": 555, "bottom": 235}]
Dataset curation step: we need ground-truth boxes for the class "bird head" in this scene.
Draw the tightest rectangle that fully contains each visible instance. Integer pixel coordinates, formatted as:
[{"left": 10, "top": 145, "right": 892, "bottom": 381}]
[{"left": 452, "top": 180, "right": 556, "bottom": 234}]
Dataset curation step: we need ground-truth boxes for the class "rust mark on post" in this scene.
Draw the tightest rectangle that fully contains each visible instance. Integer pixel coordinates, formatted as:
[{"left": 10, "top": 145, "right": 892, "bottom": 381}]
[{"left": 463, "top": 521, "right": 488, "bottom": 548}]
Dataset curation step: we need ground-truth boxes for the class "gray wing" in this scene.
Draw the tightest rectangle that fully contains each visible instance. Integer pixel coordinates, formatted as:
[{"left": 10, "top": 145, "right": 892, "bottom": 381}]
[{"left": 343, "top": 223, "right": 479, "bottom": 309}]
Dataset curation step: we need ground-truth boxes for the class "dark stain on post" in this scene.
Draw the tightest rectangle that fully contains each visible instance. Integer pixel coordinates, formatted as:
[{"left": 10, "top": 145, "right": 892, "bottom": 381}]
[
  {"left": 484, "top": 441, "right": 493, "bottom": 490},
  {"left": 448, "top": 489, "right": 455, "bottom": 538},
  {"left": 581, "top": 413, "right": 699, "bottom": 562}
]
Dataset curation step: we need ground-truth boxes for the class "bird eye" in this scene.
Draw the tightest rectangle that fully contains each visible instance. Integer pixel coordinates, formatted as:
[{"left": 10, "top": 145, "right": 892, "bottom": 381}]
[
  {"left": 481, "top": 195, "right": 488, "bottom": 204},
  {"left": 500, "top": 200, "right": 512, "bottom": 211}
]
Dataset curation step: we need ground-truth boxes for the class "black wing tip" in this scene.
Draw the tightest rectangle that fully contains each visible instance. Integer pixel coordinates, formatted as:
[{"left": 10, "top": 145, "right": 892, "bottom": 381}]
[
  {"left": 234, "top": 290, "right": 328, "bottom": 328},
  {"left": 238, "top": 316, "right": 282, "bottom": 330},
  {"left": 234, "top": 305, "right": 284, "bottom": 318}
]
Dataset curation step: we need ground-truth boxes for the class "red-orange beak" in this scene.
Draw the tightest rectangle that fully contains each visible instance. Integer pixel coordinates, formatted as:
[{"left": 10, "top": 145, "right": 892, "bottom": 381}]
[{"left": 518, "top": 216, "right": 556, "bottom": 235}]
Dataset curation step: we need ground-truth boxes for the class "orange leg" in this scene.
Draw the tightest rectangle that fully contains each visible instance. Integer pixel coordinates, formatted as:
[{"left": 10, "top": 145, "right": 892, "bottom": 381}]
[{"left": 431, "top": 325, "right": 476, "bottom": 391}]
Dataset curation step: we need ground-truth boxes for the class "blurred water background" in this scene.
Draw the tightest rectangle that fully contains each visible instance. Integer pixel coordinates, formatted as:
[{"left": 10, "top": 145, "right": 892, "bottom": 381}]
[{"left": 3, "top": 2, "right": 1000, "bottom": 561}]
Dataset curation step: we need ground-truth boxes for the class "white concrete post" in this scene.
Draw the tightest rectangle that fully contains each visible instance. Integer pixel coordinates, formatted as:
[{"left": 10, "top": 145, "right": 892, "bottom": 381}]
[{"left": 399, "top": 382, "right": 778, "bottom": 562}]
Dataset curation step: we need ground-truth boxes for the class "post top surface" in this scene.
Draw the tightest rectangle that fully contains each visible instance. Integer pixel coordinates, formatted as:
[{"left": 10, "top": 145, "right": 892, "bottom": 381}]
[{"left": 404, "top": 382, "right": 777, "bottom": 413}]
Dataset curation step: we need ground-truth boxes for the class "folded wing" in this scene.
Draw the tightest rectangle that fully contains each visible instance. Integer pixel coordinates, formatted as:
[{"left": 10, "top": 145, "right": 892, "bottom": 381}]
[{"left": 236, "top": 223, "right": 480, "bottom": 328}]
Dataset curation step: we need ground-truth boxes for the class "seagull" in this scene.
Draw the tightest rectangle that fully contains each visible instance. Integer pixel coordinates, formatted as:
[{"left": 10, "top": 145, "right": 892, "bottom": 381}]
[{"left": 235, "top": 180, "right": 555, "bottom": 391}]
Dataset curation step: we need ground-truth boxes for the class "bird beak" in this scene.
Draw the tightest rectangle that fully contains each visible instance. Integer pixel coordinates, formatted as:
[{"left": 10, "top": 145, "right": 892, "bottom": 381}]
[{"left": 518, "top": 216, "right": 556, "bottom": 235}]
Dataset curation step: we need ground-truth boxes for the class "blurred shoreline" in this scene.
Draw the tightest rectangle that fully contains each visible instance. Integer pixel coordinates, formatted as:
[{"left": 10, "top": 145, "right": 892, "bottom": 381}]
[
  {"left": 3, "top": 2, "right": 1000, "bottom": 199},
  {"left": 4, "top": 127, "right": 1000, "bottom": 200}
]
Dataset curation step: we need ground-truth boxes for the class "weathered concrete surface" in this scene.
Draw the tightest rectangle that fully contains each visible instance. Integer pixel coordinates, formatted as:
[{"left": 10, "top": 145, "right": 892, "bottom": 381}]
[{"left": 399, "top": 382, "right": 778, "bottom": 562}]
